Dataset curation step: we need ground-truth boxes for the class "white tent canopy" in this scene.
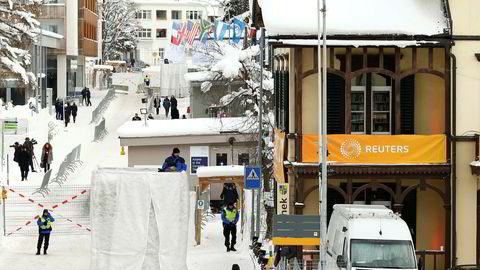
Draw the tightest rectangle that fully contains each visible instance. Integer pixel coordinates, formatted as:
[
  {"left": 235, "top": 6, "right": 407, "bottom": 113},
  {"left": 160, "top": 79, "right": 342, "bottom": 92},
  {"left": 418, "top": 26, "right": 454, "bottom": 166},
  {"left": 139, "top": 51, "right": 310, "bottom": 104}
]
[{"left": 259, "top": 0, "right": 450, "bottom": 37}]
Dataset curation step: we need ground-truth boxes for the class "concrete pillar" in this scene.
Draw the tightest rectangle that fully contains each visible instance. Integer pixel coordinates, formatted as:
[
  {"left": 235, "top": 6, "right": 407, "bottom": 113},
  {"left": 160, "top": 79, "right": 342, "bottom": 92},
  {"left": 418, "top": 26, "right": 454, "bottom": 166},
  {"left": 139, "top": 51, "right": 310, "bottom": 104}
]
[
  {"left": 57, "top": 54, "right": 67, "bottom": 99},
  {"left": 456, "top": 142, "right": 477, "bottom": 265}
]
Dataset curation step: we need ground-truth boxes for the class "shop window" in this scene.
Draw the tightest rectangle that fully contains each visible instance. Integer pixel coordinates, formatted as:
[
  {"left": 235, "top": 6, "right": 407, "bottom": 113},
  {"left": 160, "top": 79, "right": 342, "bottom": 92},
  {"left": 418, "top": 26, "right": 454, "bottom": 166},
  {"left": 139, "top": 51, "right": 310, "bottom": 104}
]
[{"left": 216, "top": 153, "right": 227, "bottom": 166}]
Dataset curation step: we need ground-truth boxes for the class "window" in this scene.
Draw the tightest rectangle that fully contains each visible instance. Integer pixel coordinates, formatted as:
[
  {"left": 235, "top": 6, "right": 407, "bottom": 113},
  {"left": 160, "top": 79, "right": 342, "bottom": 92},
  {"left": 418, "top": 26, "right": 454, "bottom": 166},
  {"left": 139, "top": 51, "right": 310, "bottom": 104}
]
[
  {"left": 186, "top": 10, "right": 202, "bottom": 20},
  {"left": 158, "top": 48, "right": 164, "bottom": 59},
  {"left": 156, "top": 29, "right": 167, "bottom": 38},
  {"left": 171, "top": 10, "right": 182, "bottom": 20},
  {"left": 156, "top": 10, "right": 166, "bottom": 20},
  {"left": 136, "top": 10, "right": 151, "bottom": 20},
  {"left": 351, "top": 87, "right": 365, "bottom": 133},
  {"left": 136, "top": 28, "right": 151, "bottom": 38},
  {"left": 216, "top": 153, "right": 228, "bottom": 166},
  {"left": 350, "top": 240, "right": 416, "bottom": 269},
  {"left": 42, "top": 25, "right": 58, "bottom": 33},
  {"left": 371, "top": 88, "right": 391, "bottom": 134},
  {"left": 238, "top": 153, "right": 249, "bottom": 165}
]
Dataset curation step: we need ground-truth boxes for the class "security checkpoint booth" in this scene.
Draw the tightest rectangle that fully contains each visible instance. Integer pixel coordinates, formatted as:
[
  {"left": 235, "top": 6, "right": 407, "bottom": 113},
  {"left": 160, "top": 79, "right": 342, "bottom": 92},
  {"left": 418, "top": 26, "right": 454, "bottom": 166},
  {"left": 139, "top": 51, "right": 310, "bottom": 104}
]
[{"left": 195, "top": 165, "right": 246, "bottom": 245}]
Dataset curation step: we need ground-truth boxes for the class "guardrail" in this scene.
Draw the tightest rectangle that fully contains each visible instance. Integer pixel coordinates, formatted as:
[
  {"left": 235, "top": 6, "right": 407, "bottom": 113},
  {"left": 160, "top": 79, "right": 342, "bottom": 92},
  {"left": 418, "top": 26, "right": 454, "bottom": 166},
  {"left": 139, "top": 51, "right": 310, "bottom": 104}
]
[
  {"left": 90, "top": 89, "right": 116, "bottom": 124},
  {"left": 93, "top": 118, "right": 108, "bottom": 142}
]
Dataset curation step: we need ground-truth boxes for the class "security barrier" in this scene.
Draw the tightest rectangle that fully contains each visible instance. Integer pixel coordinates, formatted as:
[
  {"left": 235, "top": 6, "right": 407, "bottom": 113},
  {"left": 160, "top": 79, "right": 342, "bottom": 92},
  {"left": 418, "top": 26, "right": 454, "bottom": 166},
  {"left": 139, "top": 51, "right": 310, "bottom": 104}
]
[{"left": 90, "top": 89, "right": 116, "bottom": 124}]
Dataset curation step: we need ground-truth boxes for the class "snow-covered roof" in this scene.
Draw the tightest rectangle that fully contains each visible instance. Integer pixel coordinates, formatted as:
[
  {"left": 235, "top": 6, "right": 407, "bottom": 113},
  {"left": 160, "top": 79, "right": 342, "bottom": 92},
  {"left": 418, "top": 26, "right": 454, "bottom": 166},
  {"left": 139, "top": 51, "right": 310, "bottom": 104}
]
[
  {"left": 196, "top": 165, "right": 245, "bottom": 178},
  {"left": 274, "top": 39, "right": 440, "bottom": 48},
  {"left": 184, "top": 71, "right": 215, "bottom": 82},
  {"left": 40, "top": 30, "right": 63, "bottom": 39},
  {"left": 93, "top": 65, "right": 114, "bottom": 71},
  {"left": 117, "top": 117, "right": 256, "bottom": 138},
  {"left": 259, "top": 0, "right": 450, "bottom": 37}
]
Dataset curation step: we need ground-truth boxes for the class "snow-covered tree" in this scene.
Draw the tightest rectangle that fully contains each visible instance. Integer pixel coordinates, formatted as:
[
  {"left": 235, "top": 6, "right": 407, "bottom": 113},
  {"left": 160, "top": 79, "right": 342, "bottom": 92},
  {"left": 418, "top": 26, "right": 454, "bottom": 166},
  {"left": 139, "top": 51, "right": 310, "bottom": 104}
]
[
  {"left": 221, "top": 0, "right": 249, "bottom": 20},
  {"left": 101, "top": 0, "right": 139, "bottom": 61},
  {"left": 0, "top": 0, "right": 40, "bottom": 84}
]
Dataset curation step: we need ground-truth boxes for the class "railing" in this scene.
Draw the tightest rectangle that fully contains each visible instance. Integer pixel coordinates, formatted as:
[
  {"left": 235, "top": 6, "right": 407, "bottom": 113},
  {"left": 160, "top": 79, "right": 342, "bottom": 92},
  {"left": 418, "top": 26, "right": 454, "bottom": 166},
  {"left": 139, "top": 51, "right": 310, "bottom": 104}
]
[
  {"left": 90, "top": 89, "right": 115, "bottom": 124},
  {"left": 93, "top": 118, "right": 107, "bottom": 142},
  {"left": 49, "top": 144, "right": 83, "bottom": 187}
]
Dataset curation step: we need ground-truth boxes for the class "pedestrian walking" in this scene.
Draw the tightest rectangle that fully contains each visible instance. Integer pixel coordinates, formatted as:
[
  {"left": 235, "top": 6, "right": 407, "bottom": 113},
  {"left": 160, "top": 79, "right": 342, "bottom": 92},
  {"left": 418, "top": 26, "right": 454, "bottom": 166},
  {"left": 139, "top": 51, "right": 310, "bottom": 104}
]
[
  {"left": 221, "top": 201, "right": 239, "bottom": 252},
  {"left": 71, "top": 102, "right": 78, "bottom": 123},
  {"left": 11, "top": 142, "right": 21, "bottom": 163},
  {"left": 41, "top": 143, "right": 53, "bottom": 173},
  {"left": 81, "top": 87, "right": 87, "bottom": 106},
  {"left": 64, "top": 103, "right": 71, "bottom": 127},
  {"left": 86, "top": 88, "right": 92, "bottom": 106},
  {"left": 153, "top": 96, "right": 161, "bottom": 115},
  {"left": 23, "top": 137, "right": 36, "bottom": 172},
  {"left": 163, "top": 97, "right": 170, "bottom": 117},
  {"left": 54, "top": 100, "right": 61, "bottom": 120},
  {"left": 132, "top": 113, "right": 142, "bottom": 121},
  {"left": 170, "top": 95, "right": 179, "bottom": 119},
  {"left": 36, "top": 209, "right": 55, "bottom": 255},
  {"left": 144, "top": 75, "right": 150, "bottom": 87},
  {"left": 18, "top": 146, "right": 30, "bottom": 181}
]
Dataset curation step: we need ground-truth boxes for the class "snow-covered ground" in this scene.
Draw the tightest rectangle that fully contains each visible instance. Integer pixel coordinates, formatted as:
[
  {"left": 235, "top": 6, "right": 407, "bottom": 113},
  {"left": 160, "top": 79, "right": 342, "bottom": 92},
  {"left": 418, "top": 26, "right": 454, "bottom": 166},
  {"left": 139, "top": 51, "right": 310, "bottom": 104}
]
[{"left": 0, "top": 88, "right": 255, "bottom": 269}]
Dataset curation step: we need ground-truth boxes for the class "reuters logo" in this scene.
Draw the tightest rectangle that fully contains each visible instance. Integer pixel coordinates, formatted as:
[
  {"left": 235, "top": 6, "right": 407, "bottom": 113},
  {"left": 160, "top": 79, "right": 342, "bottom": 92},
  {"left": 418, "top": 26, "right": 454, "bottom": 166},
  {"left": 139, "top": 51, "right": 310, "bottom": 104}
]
[{"left": 340, "top": 139, "right": 361, "bottom": 159}]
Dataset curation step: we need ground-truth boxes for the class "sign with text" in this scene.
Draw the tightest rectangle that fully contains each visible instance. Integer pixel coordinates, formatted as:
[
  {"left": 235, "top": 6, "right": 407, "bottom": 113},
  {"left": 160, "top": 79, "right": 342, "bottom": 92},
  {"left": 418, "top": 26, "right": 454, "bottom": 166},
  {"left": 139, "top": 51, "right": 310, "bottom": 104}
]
[
  {"left": 303, "top": 134, "right": 447, "bottom": 164},
  {"left": 277, "top": 183, "right": 289, "bottom": 215},
  {"left": 244, "top": 166, "right": 261, "bottom": 189},
  {"left": 190, "top": 146, "right": 209, "bottom": 175}
]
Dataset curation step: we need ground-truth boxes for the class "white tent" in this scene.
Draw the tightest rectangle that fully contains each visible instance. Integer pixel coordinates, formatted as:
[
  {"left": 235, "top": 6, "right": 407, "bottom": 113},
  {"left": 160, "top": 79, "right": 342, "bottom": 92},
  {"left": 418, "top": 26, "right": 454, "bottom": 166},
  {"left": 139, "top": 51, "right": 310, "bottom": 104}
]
[{"left": 142, "top": 63, "right": 189, "bottom": 97}]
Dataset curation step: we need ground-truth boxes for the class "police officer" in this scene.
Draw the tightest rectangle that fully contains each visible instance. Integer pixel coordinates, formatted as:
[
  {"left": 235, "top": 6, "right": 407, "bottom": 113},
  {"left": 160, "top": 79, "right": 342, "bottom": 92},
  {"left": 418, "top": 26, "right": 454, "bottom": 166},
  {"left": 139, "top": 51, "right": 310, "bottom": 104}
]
[
  {"left": 36, "top": 209, "right": 55, "bottom": 255},
  {"left": 221, "top": 201, "right": 239, "bottom": 252}
]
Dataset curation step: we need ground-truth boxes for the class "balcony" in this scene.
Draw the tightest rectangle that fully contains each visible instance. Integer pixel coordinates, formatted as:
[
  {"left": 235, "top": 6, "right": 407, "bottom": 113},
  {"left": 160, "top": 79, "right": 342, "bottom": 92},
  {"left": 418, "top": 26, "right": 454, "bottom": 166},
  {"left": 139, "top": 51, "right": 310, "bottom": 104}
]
[{"left": 40, "top": 3, "right": 65, "bottom": 19}]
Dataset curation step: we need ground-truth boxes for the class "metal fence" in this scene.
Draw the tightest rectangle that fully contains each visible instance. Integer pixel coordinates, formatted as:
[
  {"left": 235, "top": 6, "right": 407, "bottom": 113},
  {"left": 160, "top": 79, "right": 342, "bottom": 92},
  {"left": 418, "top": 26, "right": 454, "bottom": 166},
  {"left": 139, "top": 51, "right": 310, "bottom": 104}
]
[
  {"left": 47, "top": 120, "right": 60, "bottom": 142},
  {"left": 93, "top": 117, "right": 108, "bottom": 142},
  {"left": 3, "top": 185, "right": 91, "bottom": 236},
  {"left": 90, "top": 89, "right": 116, "bottom": 124},
  {"left": 49, "top": 144, "right": 83, "bottom": 186}
]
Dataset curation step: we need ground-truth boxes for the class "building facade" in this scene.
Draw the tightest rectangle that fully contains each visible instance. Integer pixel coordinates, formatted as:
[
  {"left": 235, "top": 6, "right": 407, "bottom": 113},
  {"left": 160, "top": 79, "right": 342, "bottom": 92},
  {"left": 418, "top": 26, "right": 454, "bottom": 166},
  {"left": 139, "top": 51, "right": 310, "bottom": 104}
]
[
  {"left": 133, "top": 0, "right": 222, "bottom": 66},
  {"left": 254, "top": 0, "right": 480, "bottom": 269}
]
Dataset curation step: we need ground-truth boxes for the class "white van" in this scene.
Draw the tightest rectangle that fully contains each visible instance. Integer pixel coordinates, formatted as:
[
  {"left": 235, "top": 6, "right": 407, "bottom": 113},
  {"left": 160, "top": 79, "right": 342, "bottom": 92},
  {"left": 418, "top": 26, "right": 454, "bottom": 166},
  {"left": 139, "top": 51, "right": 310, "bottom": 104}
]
[{"left": 326, "top": 204, "right": 417, "bottom": 270}]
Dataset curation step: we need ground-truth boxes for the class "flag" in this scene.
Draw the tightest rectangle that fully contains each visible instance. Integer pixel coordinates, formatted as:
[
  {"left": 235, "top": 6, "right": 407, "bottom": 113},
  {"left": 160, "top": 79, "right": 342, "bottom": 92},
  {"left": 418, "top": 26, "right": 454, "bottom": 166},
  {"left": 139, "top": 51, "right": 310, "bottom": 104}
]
[
  {"left": 171, "top": 21, "right": 182, "bottom": 45},
  {"left": 179, "top": 22, "right": 188, "bottom": 44},
  {"left": 214, "top": 20, "right": 229, "bottom": 41},
  {"left": 199, "top": 19, "right": 213, "bottom": 43},
  {"left": 231, "top": 18, "right": 245, "bottom": 44},
  {"left": 187, "top": 20, "right": 201, "bottom": 45}
]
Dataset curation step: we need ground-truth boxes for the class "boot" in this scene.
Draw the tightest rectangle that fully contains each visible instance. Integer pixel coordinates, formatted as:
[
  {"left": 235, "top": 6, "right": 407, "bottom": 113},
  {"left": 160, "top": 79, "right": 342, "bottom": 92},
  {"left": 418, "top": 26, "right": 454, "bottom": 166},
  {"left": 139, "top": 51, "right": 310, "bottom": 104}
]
[
  {"left": 226, "top": 245, "right": 231, "bottom": 252},
  {"left": 44, "top": 248, "right": 47, "bottom": 255},
  {"left": 230, "top": 246, "right": 237, "bottom": 252},
  {"left": 36, "top": 249, "right": 40, "bottom": 255}
]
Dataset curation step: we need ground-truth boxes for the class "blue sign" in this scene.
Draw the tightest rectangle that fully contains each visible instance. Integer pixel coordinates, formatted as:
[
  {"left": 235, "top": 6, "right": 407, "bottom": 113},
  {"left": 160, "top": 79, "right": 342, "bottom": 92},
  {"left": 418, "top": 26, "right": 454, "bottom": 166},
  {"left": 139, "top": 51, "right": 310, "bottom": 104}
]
[
  {"left": 245, "top": 166, "right": 261, "bottom": 189},
  {"left": 191, "top": 157, "right": 208, "bottom": 174}
]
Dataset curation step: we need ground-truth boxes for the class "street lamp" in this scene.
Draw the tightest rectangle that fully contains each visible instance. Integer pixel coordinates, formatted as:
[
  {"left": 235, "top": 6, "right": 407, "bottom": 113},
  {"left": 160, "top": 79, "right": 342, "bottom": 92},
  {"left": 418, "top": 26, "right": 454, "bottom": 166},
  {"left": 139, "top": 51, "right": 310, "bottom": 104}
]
[{"left": 317, "top": 0, "right": 328, "bottom": 270}]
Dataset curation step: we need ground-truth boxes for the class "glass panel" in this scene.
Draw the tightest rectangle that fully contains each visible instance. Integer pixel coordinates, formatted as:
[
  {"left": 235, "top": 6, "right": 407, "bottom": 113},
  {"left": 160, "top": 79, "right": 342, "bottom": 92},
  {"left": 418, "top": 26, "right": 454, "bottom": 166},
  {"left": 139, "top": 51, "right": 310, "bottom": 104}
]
[
  {"left": 351, "top": 91, "right": 365, "bottom": 133},
  {"left": 351, "top": 239, "right": 416, "bottom": 269},
  {"left": 372, "top": 91, "right": 390, "bottom": 133}
]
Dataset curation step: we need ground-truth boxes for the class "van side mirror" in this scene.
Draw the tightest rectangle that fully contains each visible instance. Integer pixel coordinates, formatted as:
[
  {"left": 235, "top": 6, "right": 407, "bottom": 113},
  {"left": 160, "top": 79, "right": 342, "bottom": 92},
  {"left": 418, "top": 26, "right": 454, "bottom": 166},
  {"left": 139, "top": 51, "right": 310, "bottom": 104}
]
[{"left": 337, "top": 255, "right": 347, "bottom": 268}]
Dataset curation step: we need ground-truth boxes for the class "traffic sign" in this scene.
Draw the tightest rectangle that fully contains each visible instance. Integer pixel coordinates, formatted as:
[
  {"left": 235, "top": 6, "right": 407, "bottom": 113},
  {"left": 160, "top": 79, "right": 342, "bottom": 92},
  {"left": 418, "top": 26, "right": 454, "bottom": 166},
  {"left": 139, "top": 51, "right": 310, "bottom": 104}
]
[
  {"left": 196, "top": 200, "right": 207, "bottom": 210},
  {"left": 244, "top": 166, "right": 261, "bottom": 189}
]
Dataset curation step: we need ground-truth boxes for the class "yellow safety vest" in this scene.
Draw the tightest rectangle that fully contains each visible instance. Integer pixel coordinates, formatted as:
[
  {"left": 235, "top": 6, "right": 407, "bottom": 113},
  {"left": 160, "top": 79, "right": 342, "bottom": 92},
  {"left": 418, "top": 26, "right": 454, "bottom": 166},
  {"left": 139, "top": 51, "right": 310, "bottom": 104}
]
[
  {"left": 39, "top": 217, "right": 52, "bottom": 230},
  {"left": 225, "top": 208, "right": 237, "bottom": 222}
]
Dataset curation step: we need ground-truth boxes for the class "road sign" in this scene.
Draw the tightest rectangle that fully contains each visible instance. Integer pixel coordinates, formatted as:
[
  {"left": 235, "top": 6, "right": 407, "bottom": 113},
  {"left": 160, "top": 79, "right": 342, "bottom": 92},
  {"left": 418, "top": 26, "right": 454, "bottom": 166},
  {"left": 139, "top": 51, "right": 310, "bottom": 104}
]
[
  {"left": 3, "top": 120, "right": 17, "bottom": 130},
  {"left": 196, "top": 200, "right": 207, "bottom": 210},
  {"left": 244, "top": 166, "right": 261, "bottom": 189}
]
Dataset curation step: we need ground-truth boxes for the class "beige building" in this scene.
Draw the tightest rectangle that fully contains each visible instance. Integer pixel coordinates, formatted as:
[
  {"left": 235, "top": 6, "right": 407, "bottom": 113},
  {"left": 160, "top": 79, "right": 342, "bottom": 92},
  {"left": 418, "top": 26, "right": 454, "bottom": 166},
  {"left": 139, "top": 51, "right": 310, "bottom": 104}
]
[
  {"left": 117, "top": 117, "right": 257, "bottom": 191},
  {"left": 254, "top": 0, "right": 480, "bottom": 269}
]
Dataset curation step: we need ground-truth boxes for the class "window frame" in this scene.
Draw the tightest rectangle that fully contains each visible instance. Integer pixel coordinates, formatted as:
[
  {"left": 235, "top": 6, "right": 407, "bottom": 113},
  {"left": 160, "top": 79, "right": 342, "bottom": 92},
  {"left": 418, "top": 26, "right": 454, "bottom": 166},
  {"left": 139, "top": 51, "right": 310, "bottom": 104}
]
[
  {"left": 158, "top": 48, "right": 164, "bottom": 59},
  {"left": 136, "top": 28, "right": 152, "bottom": 39},
  {"left": 171, "top": 10, "right": 182, "bottom": 20},
  {"left": 238, "top": 153, "right": 249, "bottom": 166},
  {"left": 216, "top": 153, "right": 228, "bottom": 166},
  {"left": 371, "top": 86, "right": 392, "bottom": 134},
  {"left": 136, "top": 10, "right": 151, "bottom": 20},
  {"left": 186, "top": 10, "right": 202, "bottom": 20},
  {"left": 156, "top": 10, "right": 167, "bottom": 20},
  {"left": 156, "top": 28, "right": 167, "bottom": 39},
  {"left": 351, "top": 86, "right": 366, "bottom": 134}
]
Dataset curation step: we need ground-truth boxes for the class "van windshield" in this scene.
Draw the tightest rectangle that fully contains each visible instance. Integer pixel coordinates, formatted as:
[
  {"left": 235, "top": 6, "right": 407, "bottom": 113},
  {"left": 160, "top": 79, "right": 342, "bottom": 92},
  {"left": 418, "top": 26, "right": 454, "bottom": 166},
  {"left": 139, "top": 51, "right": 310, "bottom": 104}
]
[{"left": 351, "top": 239, "right": 416, "bottom": 269}]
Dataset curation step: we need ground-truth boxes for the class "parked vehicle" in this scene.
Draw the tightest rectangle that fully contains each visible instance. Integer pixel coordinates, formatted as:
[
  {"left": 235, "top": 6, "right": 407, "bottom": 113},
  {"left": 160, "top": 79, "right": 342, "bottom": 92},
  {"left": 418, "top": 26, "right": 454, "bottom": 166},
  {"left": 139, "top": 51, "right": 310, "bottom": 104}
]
[{"left": 326, "top": 204, "right": 417, "bottom": 270}]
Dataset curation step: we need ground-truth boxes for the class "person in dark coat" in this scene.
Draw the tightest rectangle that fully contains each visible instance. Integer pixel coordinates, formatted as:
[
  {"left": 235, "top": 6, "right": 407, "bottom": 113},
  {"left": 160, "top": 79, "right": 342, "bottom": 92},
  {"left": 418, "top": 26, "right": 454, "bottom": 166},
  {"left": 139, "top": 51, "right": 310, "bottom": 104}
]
[
  {"left": 36, "top": 209, "right": 55, "bottom": 255},
  {"left": 86, "top": 88, "right": 92, "bottom": 106},
  {"left": 54, "top": 100, "right": 60, "bottom": 120},
  {"left": 232, "top": 265, "right": 240, "bottom": 270},
  {"left": 41, "top": 143, "right": 53, "bottom": 173},
  {"left": 18, "top": 146, "right": 30, "bottom": 181},
  {"left": 11, "top": 142, "right": 21, "bottom": 163},
  {"left": 163, "top": 97, "right": 170, "bottom": 117},
  {"left": 222, "top": 201, "right": 239, "bottom": 252},
  {"left": 71, "top": 102, "right": 78, "bottom": 123},
  {"left": 23, "top": 137, "right": 36, "bottom": 172},
  {"left": 170, "top": 95, "right": 178, "bottom": 109},
  {"left": 161, "top": 148, "right": 186, "bottom": 172},
  {"left": 132, "top": 113, "right": 142, "bottom": 121},
  {"left": 220, "top": 183, "right": 239, "bottom": 206},
  {"left": 64, "top": 103, "right": 71, "bottom": 127},
  {"left": 170, "top": 96, "right": 179, "bottom": 119},
  {"left": 81, "top": 87, "right": 87, "bottom": 106},
  {"left": 153, "top": 96, "right": 161, "bottom": 115}
]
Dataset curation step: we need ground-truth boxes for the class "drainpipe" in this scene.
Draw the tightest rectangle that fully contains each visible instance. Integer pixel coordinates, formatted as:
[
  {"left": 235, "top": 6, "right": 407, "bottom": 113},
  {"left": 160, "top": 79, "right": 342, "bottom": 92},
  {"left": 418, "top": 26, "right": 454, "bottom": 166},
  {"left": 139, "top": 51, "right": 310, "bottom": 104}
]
[{"left": 449, "top": 52, "right": 457, "bottom": 267}]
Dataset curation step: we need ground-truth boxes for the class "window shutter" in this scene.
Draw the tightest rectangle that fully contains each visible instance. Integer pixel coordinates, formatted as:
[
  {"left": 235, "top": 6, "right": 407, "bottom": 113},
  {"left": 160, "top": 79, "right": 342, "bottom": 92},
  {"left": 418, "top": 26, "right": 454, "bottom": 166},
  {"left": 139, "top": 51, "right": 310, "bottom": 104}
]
[
  {"left": 401, "top": 75, "right": 415, "bottom": 134},
  {"left": 327, "top": 73, "right": 345, "bottom": 134},
  {"left": 274, "top": 70, "right": 280, "bottom": 128},
  {"left": 282, "top": 70, "right": 289, "bottom": 131}
]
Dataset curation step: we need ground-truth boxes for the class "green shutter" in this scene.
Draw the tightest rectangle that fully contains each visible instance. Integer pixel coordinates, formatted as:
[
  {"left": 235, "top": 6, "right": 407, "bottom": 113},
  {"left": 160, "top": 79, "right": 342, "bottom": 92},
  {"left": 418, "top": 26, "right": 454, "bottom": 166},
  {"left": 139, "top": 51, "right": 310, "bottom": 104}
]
[{"left": 401, "top": 75, "right": 415, "bottom": 134}]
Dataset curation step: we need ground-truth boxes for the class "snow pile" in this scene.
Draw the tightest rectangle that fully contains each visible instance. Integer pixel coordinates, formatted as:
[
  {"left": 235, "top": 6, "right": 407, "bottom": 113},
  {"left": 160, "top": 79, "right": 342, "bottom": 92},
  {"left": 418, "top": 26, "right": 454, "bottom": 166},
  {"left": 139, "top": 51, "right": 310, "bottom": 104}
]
[
  {"left": 277, "top": 39, "right": 439, "bottom": 48},
  {"left": 259, "top": 0, "right": 449, "bottom": 37},
  {"left": 211, "top": 44, "right": 260, "bottom": 79},
  {"left": 196, "top": 165, "right": 245, "bottom": 178},
  {"left": 470, "top": 161, "right": 480, "bottom": 167},
  {"left": 90, "top": 168, "right": 190, "bottom": 270},
  {"left": 117, "top": 117, "right": 256, "bottom": 138}
]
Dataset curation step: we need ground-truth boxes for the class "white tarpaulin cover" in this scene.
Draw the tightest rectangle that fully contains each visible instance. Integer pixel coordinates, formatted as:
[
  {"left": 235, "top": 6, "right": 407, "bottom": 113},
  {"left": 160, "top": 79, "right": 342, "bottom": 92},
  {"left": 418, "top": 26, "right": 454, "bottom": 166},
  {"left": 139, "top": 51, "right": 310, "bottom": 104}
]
[{"left": 90, "top": 167, "right": 190, "bottom": 270}]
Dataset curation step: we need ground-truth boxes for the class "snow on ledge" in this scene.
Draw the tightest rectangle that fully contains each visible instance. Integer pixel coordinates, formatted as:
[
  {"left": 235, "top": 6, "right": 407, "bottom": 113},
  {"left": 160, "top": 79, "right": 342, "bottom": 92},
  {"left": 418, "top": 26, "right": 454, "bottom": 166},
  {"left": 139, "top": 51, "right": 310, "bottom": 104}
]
[
  {"left": 260, "top": 0, "right": 449, "bottom": 37},
  {"left": 275, "top": 39, "right": 439, "bottom": 48},
  {"left": 40, "top": 30, "right": 64, "bottom": 39},
  {"left": 196, "top": 165, "right": 245, "bottom": 178},
  {"left": 470, "top": 161, "right": 480, "bottom": 167},
  {"left": 117, "top": 117, "right": 256, "bottom": 138},
  {"left": 184, "top": 71, "right": 215, "bottom": 82}
]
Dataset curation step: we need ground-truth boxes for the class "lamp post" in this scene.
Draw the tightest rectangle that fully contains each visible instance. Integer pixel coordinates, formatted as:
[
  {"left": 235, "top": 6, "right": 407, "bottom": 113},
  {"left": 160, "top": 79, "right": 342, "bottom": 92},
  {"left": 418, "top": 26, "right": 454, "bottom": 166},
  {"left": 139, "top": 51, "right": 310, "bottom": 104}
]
[
  {"left": 140, "top": 108, "right": 148, "bottom": 126},
  {"left": 317, "top": 0, "right": 328, "bottom": 270}
]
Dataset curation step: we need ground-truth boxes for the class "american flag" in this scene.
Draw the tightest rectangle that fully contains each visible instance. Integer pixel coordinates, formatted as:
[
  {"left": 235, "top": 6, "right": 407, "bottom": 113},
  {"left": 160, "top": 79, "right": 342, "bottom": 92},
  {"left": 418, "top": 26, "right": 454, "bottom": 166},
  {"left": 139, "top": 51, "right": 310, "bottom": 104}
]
[{"left": 187, "top": 21, "right": 201, "bottom": 45}]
